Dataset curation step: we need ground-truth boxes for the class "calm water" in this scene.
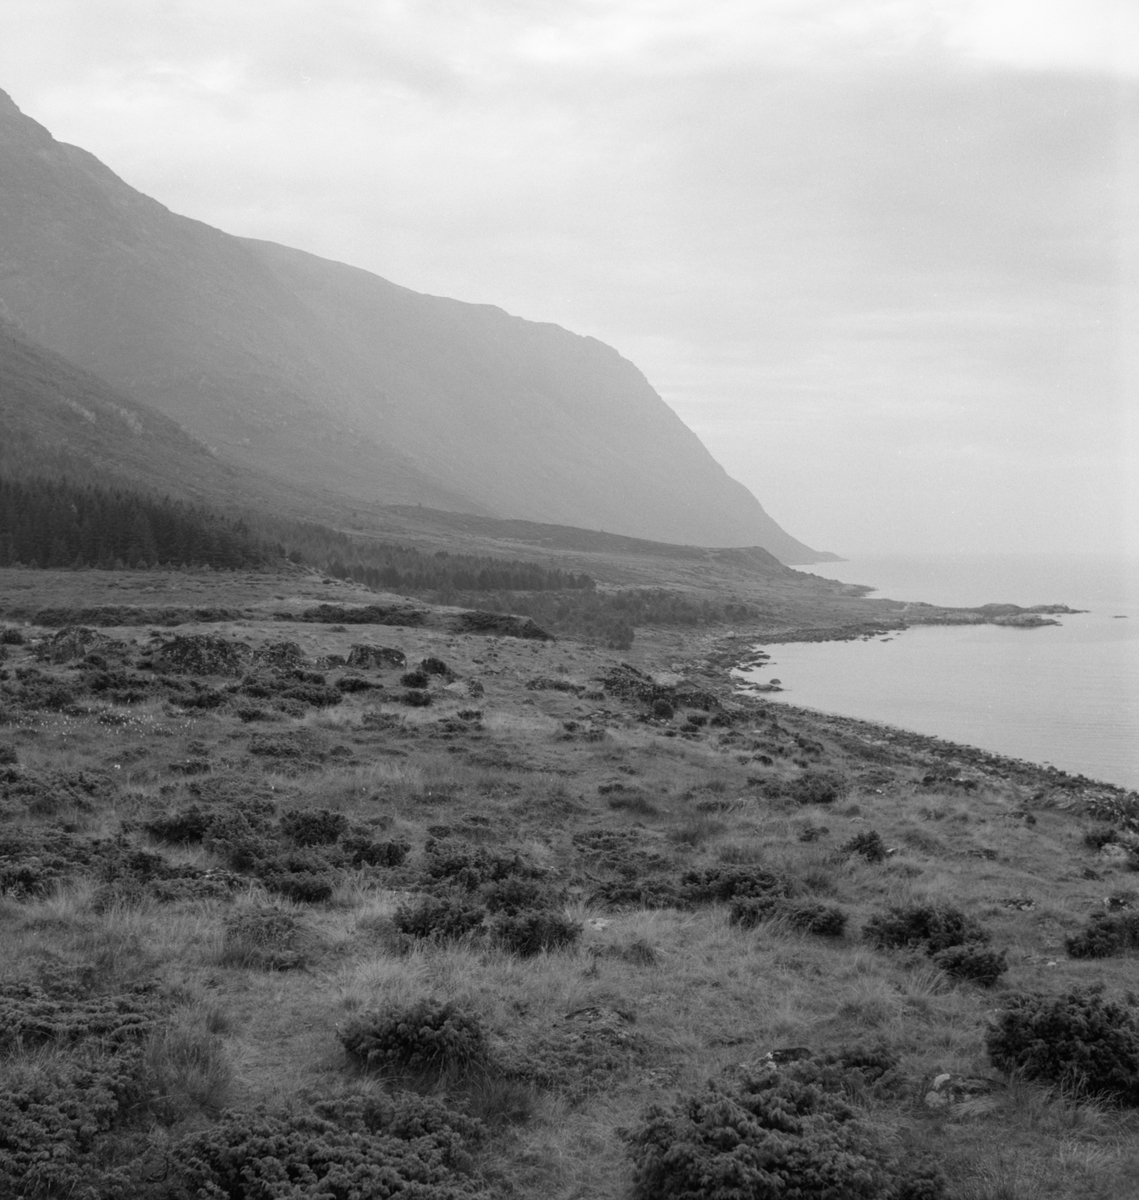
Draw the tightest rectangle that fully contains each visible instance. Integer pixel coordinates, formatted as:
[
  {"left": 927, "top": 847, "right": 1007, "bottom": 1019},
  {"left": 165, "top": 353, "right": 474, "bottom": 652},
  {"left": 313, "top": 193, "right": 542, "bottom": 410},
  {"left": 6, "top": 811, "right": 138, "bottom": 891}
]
[{"left": 736, "top": 553, "right": 1139, "bottom": 790}]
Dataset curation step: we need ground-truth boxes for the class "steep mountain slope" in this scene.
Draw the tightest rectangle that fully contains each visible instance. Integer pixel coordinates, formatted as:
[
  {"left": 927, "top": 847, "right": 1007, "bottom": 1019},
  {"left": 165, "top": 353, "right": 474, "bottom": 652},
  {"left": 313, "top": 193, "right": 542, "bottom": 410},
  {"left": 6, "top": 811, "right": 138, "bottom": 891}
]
[
  {"left": 0, "top": 88, "right": 831, "bottom": 562},
  {"left": 0, "top": 315, "right": 373, "bottom": 523}
]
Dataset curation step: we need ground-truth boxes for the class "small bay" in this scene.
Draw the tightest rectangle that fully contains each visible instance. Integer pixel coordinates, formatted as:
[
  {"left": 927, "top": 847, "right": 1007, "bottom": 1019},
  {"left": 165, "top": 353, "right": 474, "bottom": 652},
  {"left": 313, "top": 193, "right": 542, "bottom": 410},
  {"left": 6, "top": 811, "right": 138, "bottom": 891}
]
[{"left": 737, "top": 553, "right": 1139, "bottom": 790}]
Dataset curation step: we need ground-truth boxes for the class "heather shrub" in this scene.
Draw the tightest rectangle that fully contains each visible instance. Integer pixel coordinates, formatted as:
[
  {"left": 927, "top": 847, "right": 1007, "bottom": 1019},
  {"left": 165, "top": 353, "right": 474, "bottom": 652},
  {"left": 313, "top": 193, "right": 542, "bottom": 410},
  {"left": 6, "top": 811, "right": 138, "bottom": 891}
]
[
  {"left": 401, "top": 688, "right": 433, "bottom": 706},
  {"left": 401, "top": 669, "right": 430, "bottom": 688},
  {"left": 220, "top": 906, "right": 306, "bottom": 970},
  {"left": 340, "top": 999, "right": 488, "bottom": 1076},
  {"left": 0, "top": 986, "right": 161, "bottom": 1200},
  {"left": 1066, "top": 911, "right": 1139, "bottom": 958},
  {"left": 931, "top": 944, "right": 1007, "bottom": 987},
  {"left": 863, "top": 903, "right": 989, "bottom": 955},
  {"left": 786, "top": 769, "right": 847, "bottom": 805},
  {"left": 842, "top": 829, "right": 888, "bottom": 863},
  {"left": 785, "top": 901, "right": 848, "bottom": 937},
  {"left": 624, "top": 1060, "right": 944, "bottom": 1200},
  {"left": 343, "top": 834, "right": 410, "bottom": 868},
  {"left": 420, "top": 656, "right": 451, "bottom": 676},
  {"left": 491, "top": 908, "right": 582, "bottom": 956},
  {"left": 279, "top": 683, "right": 343, "bottom": 708},
  {"left": 0, "top": 628, "right": 25, "bottom": 645},
  {"left": 482, "top": 874, "right": 557, "bottom": 915},
  {"left": 279, "top": 806, "right": 349, "bottom": 846},
  {"left": 680, "top": 864, "right": 788, "bottom": 904},
  {"left": 261, "top": 871, "right": 334, "bottom": 904},
  {"left": 394, "top": 893, "right": 485, "bottom": 942},
  {"left": 424, "top": 841, "right": 536, "bottom": 891},
  {"left": 730, "top": 897, "right": 847, "bottom": 937},
  {"left": 171, "top": 1093, "right": 489, "bottom": 1199},
  {"left": 986, "top": 988, "right": 1139, "bottom": 1104},
  {"left": 728, "top": 894, "right": 781, "bottom": 928},
  {"left": 143, "top": 804, "right": 214, "bottom": 844},
  {"left": 593, "top": 877, "right": 681, "bottom": 909}
]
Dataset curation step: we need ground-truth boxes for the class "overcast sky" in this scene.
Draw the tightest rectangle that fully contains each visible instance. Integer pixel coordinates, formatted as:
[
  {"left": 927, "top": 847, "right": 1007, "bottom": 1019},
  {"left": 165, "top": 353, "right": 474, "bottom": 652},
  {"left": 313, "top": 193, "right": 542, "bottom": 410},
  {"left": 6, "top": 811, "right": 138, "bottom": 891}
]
[{"left": 2, "top": 0, "right": 1136, "bottom": 557}]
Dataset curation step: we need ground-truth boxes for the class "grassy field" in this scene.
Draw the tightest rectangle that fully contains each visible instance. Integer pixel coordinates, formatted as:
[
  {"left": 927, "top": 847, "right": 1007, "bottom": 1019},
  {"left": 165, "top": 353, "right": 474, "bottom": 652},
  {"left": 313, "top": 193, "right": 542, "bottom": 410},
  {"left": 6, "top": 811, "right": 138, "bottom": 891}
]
[{"left": 2, "top": 566, "right": 1138, "bottom": 1199}]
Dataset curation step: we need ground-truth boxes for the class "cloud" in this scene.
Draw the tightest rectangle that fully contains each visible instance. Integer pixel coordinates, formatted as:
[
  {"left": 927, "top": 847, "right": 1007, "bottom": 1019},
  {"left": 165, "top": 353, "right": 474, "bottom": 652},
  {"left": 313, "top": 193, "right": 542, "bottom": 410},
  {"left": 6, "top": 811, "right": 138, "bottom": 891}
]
[{"left": 0, "top": 0, "right": 1133, "bottom": 554}]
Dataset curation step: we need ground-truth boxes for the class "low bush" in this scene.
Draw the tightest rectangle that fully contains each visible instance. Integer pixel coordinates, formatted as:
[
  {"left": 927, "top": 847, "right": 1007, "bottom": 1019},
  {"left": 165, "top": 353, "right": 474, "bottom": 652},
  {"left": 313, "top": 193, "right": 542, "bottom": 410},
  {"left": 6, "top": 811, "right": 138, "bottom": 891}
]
[
  {"left": 680, "top": 864, "right": 788, "bottom": 905},
  {"left": 394, "top": 893, "right": 485, "bottom": 942},
  {"left": 425, "top": 841, "right": 536, "bottom": 891},
  {"left": 785, "top": 901, "right": 848, "bottom": 937},
  {"left": 171, "top": 1092, "right": 489, "bottom": 1199},
  {"left": 592, "top": 878, "right": 681, "bottom": 909},
  {"left": 932, "top": 943, "right": 1007, "bottom": 987},
  {"left": 261, "top": 871, "right": 334, "bottom": 904},
  {"left": 1066, "top": 911, "right": 1139, "bottom": 959},
  {"left": 220, "top": 906, "right": 306, "bottom": 970},
  {"left": 842, "top": 829, "right": 888, "bottom": 863},
  {"left": 482, "top": 874, "right": 556, "bottom": 914},
  {"left": 730, "top": 897, "right": 847, "bottom": 937},
  {"left": 343, "top": 834, "right": 410, "bottom": 868},
  {"left": 401, "top": 688, "right": 433, "bottom": 706},
  {"left": 491, "top": 908, "right": 582, "bottom": 956},
  {"left": 400, "top": 670, "right": 430, "bottom": 688},
  {"left": 279, "top": 806, "right": 349, "bottom": 846},
  {"left": 144, "top": 804, "right": 214, "bottom": 844},
  {"left": 986, "top": 987, "right": 1139, "bottom": 1104},
  {"left": 340, "top": 999, "right": 488, "bottom": 1076},
  {"left": 786, "top": 769, "right": 848, "bottom": 805},
  {"left": 863, "top": 903, "right": 989, "bottom": 955},
  {"left": 0, "top": 986, "right": 162, "bottom": 1200},
  {"left": 624, "top": 1059, "right": 944, "bottom": 1200}
]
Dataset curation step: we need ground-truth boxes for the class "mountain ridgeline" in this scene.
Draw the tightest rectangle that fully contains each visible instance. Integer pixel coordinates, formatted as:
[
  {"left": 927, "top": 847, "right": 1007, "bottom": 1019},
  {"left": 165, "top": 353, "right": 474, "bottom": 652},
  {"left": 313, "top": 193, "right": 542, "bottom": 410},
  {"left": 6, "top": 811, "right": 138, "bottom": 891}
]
[{"left": 0, "top": 88, "right": 831, "bottom": 564}]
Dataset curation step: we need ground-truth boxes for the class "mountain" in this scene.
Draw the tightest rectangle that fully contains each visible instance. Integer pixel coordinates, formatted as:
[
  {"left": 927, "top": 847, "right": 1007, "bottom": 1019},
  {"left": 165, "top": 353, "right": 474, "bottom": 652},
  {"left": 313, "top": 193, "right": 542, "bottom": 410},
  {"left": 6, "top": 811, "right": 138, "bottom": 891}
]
[
  {"left": 0, "top": 313, "right": 364, "bottom": 522},
  {"left": 0, "top": 88, "right": 833, "bottom": 563}
]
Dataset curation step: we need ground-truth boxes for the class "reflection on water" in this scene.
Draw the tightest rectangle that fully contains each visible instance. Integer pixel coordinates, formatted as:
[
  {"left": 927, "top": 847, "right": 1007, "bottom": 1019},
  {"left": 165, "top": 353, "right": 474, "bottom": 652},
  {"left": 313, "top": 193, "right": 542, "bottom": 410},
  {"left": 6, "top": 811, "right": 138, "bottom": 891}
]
[{"left": 739, "top": 554, "right": 1139, "bottom": 790}]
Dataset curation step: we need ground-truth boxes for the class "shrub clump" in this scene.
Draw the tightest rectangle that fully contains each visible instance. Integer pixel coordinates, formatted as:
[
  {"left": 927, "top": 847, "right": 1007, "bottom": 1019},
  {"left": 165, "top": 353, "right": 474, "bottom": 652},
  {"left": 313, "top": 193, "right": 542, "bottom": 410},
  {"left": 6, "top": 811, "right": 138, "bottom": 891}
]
[
  {"left": 931, "top": 944, "right": 1007, "bottom": 987},
  {"left": 624, "top": 1059, "right": 944, "bottom": 1200},
  {"left": 394, "top": 893, "right": 486, "bottom": 942},
  {"left": 863, "top": 903, "right": 989, "bottom": 955},
  {"left": 491, "top": 908, "right": 582, "bottom": 957},
  {"left": 986, "top": 987, "right": 1139, "bottom": 1104},
  {"left": 424, "top": 841, "right": 538, "bottom": 891},
  {"left": 279, "top": 806, "right": 349, "bottom": 846},
  {"left": 220, "top": 906, "right": 306, "bottom": 970},
  {"left": 680, "top": 865, "right": 789, "bottom": 905},
  {"left": 0, "top": 985, "right": 161, "bottom": 1200},
  {"left": 340, "top": 999, "right": 488, "bottom": 1076},
  {"left": 842, "top": 829, "right": 888, "bottom": 863},
  {"left": 730, "top": 897, "right": 847, "bottom": 937},
  {"left": 1066, "top": 911, "right": 1139, "bottom": 959},
  {"left": 786, "top": 769, "right": 848, "bottom": 805},
  {"left": 343, "top": 834, "right": 410, "bottom": 868},
  {"left": 172, "top": 1092, "right": 488, "bottom": 1199},
  {"left": 863, "top": 902, "right": 1005, "bottom": 985}
]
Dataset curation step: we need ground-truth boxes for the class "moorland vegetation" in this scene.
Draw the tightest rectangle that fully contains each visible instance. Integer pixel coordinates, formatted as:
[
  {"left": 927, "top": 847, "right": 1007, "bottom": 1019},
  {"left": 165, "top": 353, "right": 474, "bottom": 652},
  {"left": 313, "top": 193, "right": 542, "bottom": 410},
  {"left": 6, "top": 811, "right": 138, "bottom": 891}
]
[{"left": 1, "top": 564, "right": 1137, "bottom": 1199}]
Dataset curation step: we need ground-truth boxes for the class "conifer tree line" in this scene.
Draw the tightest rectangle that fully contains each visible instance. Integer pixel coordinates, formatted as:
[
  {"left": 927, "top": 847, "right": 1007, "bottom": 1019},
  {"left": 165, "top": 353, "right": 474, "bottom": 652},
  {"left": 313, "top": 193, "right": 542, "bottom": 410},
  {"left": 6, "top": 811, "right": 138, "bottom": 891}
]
[
  {"left": 266, "top": 516, "right": 595, "bottom": 593},
  {"left": 323, "top": 549, "right": 595, "bottom": 594},
  {"left": 0, "top": 476, "right": 271, "bottom": 569}
]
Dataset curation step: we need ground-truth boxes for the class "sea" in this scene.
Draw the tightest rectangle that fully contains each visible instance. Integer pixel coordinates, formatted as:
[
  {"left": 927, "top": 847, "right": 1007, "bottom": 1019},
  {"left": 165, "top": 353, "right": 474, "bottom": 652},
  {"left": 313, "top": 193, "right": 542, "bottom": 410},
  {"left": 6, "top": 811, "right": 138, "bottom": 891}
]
[{"left": 734, "top": 553, "right": 1139, "bottom": 791}]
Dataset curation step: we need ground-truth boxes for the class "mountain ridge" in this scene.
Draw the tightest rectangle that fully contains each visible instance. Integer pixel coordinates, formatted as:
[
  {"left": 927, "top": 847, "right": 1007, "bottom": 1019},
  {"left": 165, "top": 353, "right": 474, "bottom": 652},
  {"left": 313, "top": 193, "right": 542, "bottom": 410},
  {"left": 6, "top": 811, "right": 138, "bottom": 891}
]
[{"left": 0, "top": 87, "right": 835, "bottom": 563}]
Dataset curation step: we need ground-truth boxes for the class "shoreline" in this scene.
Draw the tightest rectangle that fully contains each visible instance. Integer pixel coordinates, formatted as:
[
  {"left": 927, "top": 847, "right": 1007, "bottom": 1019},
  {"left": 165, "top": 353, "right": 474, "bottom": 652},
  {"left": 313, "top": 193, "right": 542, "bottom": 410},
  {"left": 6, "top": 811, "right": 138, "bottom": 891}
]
[{"left": 700, "top": 620, "right": 1135, "bottom": 801}]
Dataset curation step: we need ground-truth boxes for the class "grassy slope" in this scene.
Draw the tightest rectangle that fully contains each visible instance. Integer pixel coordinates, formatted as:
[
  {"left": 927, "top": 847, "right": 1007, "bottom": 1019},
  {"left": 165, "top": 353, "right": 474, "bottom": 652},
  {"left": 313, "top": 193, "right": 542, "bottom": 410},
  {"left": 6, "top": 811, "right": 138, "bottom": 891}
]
[{"left": 1, "top": 566, "right": 1137, "bottom": 1199}]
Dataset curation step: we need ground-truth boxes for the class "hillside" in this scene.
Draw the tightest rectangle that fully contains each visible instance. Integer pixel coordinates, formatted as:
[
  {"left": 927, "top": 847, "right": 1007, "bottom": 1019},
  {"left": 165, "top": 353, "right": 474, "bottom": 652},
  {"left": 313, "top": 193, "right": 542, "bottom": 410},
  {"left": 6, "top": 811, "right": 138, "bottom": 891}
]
[
  {"left": 0, "top": 88, "right": 831, "bottom": 563},
  {"left": 0, "top": 565, "right": 1136, "bottom": 1200}
]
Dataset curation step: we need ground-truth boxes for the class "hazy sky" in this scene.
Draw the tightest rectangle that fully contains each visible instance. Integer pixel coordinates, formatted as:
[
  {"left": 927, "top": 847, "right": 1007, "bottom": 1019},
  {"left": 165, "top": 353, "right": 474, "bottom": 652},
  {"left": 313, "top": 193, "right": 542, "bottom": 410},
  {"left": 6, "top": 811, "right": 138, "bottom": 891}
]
[{"left": 2, "top": 1, "right": 1136, "bottom": 556}]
